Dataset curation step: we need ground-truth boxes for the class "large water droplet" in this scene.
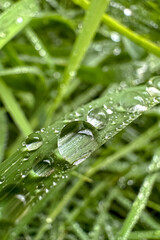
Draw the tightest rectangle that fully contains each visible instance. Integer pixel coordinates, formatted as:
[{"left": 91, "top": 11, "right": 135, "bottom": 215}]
[
  {"left": 32, "top": 156, "right": 54, "bottom": 177},
  {"left": 25, "top": 133, "right": 43, "bottom": 151},
  {"left": 87, "top": 108, "right": 108, "bottom": 129},
  {"left": 116, "top": 91, "right": 147, "bottom": 113},
  {"left": 0, "top": 185, "right": 27, "bottom": 223},
  {"left": 58, "top": 121, "right": 98, "bottom": 165}
]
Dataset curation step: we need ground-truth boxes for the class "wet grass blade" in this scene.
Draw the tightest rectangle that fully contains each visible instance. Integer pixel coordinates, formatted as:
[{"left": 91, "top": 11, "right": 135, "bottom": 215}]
[
  {"left": 0, "top": 0, "right": 39, "bottom": 49},
  {"left": 2, "top": 79, "right": 160, "bottom": 239}
]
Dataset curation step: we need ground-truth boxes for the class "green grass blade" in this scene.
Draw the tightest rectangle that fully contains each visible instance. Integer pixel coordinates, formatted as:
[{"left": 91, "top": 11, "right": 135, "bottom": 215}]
[
  {"left": 0, "top": 79, "right": 32, "bottom": 136},
  {"left": 47, "top": 0, "right": 110, "bottom": 120},
  {"left": 73, "top": 0, "right": 160, "bottom": 57},
  {"left": 0, "top": 0, "right": 39, "bottom": 49},
  {"left": 116, "top": 149, "right": 160, "bottom": 240},
  {"left": 4, "top": 80, "right": 160, "bottom": 239},
  {"left": 33, "top": 120, "right": 160, "bottom": 240},
  {"left": 129, "top": 230, "right": 160, "bottom": 239}
]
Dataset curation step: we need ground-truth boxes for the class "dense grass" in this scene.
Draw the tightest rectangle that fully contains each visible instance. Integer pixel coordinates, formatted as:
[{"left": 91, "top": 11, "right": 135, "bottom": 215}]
[{"left": 0, "top": 0, "right": 160, "bottom": 239}]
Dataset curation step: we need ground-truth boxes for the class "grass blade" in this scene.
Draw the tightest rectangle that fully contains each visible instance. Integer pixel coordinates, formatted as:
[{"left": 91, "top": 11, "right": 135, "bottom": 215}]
[
  {"left": 0, "top": 0, "right": 38, "bottom": 49},
  {"left": 47, "top": 0, "right": 110, "bottom": 119},
  {"left": 0, "top": 79, "right": 32, "bottom": 136},
  {"left": 116, "top": 149, "right": 160, "bottom": 240}
]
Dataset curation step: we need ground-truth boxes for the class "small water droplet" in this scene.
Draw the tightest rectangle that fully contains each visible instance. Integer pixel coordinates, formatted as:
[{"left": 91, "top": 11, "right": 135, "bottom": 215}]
[
  {"left": 111, "top": 32, "right": 120, "bottom": 42},
  {"left": 0, "top": 31, "right": 7, "bottom": 39},
  {"left": 32, "top": 156, "right": 54, "bottom": 177},
  {"left": 0, "top": 176, "right": 5, "bottom": 185},
  {"left": 87, "top": 108, "right": 108, "bottom": 129},
  {"left": 15, "top": 194, "right": 26, "bottom": 205},
  {"left": 123, "top": 8, "right": 132, "bottom": 16},
  {"left": 147, "top": 76, "right": 160, "bottom": 99},
  {"left": 25, "top": 133, "right": 43, "bottom": 151},
  {"left": 58, "top": 121, "right": 98, "bottom": 165},
  {"left": 3, "top": 1, "right": 11, "bottom": 8},
  {"left": 46, "top": 217, "right": 52, "bottom": 223},
  {"left": 39, "top": 49, "right": 46, "bottom": 57},
  {"left": 69, "top": 71, "right": 76, "bottom": 77},
  {"left": 16, "top": 17, "right": 23, "bottom": 24}
]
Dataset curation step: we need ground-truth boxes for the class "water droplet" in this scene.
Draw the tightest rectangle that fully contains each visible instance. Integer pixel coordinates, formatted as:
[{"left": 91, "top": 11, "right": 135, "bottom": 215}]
[
  {"left": 46, "top": 217, "right": 52, "bottom": 223},
  {"left": 39, "top": 49, "right": 46, "bottom": 57},
  {"left": 123, "top": 8, "right": 132, "bottom": 16},
  {"left": 15, "top": 194, "right": 26, "bottom": 205},
  {"left": 87, "top": 108, "right": 108, "bottom": 129},
  {"left": 0, "top": 31, "right": 7, "bottom": 39},
  {"left": 25, "top": 133, "right": 43, "bottom": 151},
  {"left": 0, "top": 185, "right": 27, "bottom": 222},
  {"left": 58, "top": 121, "right": 98, "bottom": 165},
  {"left": 32, "top": 156, "right": 54, "bottom": 177},
  {"left": 69, "top": 71, "right": 76, "bottom": 77},
  {"left": 113, "top": 47, "right": 121, "bottom": 56},
  {"left": 106, "top": 108, "right": 113, "bottom": 115},
  {"left": 16, "top": 17, "right": 23, "bottom": 24},
  {"left": 116, "top": 91, "right": 147, "bottom": 113},
  {"left": 111, "top": 32, "right": 120, "bottom": 42},
  {"left": 3, "top": 1, "right": 11, "bottom": 9},
  {"left": 0, "top": 176, "right": 5, "bottom": 185},
  {"left": 147, "top": 76, "right": 160, "bottom": 99}
]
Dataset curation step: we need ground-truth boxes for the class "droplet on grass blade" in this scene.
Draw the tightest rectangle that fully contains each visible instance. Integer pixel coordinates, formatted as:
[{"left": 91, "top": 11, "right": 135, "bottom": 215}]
[
  {"left": 23, "top": 133, "right": 43, "bottom": 152},
  {"left": 146, "top": 76, "right": 160, "bottom": 100},
  {"left": 116, "top": 90, "right": 148, "bottom": 113},
  {"left": 58, "top": 121, "right": 98, "bottom": 165},
  {"left": 87, "top": 108, "right": 108, "bottom": 130},
  {"left": 0, "top": 185, "right": 28, "bottom": 223},
  {"left": 32, "top": 156, "right": 55, "bottom": 177}
]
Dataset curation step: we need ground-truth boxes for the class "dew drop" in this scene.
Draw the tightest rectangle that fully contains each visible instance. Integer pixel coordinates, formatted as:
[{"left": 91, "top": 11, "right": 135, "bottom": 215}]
[
  {"left": 116, "top": 91, "right": 147, "bottom": 113},
  {"left": 87, "top": 108, "right": 108, "bottom": 129},
  {"left": 0, "top": 176, "right": 5, "bottom": 185},
  {"left": 16, "top": 17, "right": 23, "bottom": 24},
  {"left": 25, "top": 133, "right": 43, "bottom": 151},
  {"left": 0, "top": 31, "right": 7, "bottom": 39},
  {"left": 123, "top": 8, "right": 132, "bottom": 16},
  {"left": 147, "top": 76, "right": 160, "bottom": 99},
  {"left": 69, "top": 71, "right": 76, "bottom": 77},
  {"left": 32, "top": 156, "right": 54, "bottom": 177},
  {"left": 58, "top": 121, "right": 98, "bottom": 165}
]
